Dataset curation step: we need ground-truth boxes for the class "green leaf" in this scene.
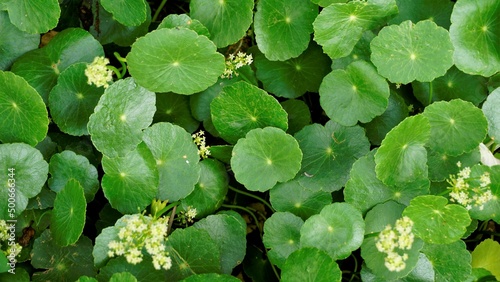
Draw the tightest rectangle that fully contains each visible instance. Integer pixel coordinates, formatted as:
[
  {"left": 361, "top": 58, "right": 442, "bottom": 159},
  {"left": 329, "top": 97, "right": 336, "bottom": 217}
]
[
  {"left": 97, "top": 256, "right": 163, "bottom": 282},
  {"left": 231, "top": 127, "right": 302, "bottom": 192},
  {"left": 331, "top": 30, "right": 375, "bottom": 70},
  {"left": 389, "top": 0, "right": 454, "bottom": 29},
  {"left": 471, "top": 239, "right": 500, "bottom": 281},
  {"left": 154, "top": 93, "right": 199, "bottom": 133},
  {"left": 51, "top": 179, "right": 86, "bottom": 246},
  {"left": 190, "top": 0, "right": 254, "bottom": 48},
  {"left": 254, "top": 0, "right": 318, "bottom": 61},
  {"left": 313, "top": 0, "right": 398, "bottom": 59},
  {"left": 423, "top": 99, "right": 488, "bottom": 156},
  {"left": 89, "top": 1, "right": 151, "bottom": 47},
  {"left": 88, "top": 77, "right": 156, "bottom": 158},
  {"left": 281, "top": 247, "right": 341, "bottom": 282},
  {"left": 180, "top": 273, "right": 240, "bottom": 282},
  {"left": 319, "top": 60, "right": 390, "bottom": 126},
  {"left": 158, "top": 14, "right": 210, "bottom": 38},
  {"left": 254, "top": 42, "right": 331, "bottom": 98},
  {"left": 142, "top": 122, "right": 200, "bottom": 201},
  {"left": 280, "top": 100, "right": 311, "bottom": 135},
  {"left": 370, "top": 20, "right": 454, "bottom": 84},
  {"left": 93, "top": 214, "right": 133, "bottom": 268},
  {"left": 11, "top": 28, "right": 104, "bottom": 103},
  {"left": 482, "top": 87, "right": 500, "bottom": 141},
  {"left": 364, "top": 201, "right": 406, "bottom": 234},
  {"left": 190, "top": 78, "right": 242, "bottom": 122},
  {"left": 449, "top": 0, "right": 500, "bottom": 76},
  {"left": 412, "top": 66, "right": 488, "bottom": 107},
  {"left": 0, "top": 71, "right": 48, "bottom": 145},
  {"left": 263, "top": 212, "right": 304, "bottom": 268},
  {"left": 31, "top": 230, "right": 96, "bottom": 281},
  {"left": 0, "top": 267, "right": 30, "bottom": 281},
  {"left": 100, "top": 0, "right": 146, "bottom": 26},
  {"left": 363, "top": 91, "right": 409, "bottom": 146},
  {"left": 181, "top": 159, "right": 229, "bottom": 218},
  {"left": 101, "top": 143, "right": 158, "bottom": 214},
  {"left": 110, "top": 272, "right": 137, "bottom": 282},
  {"left": 294, "top": 121, "right": 370, "bottom": 192},
  {"left": 165, "top": 227, "right": 221, "bottom": 280},
  {"left": 0, "top": 143, "right": 48, "bottom": 219},
  {"left": 427, "top": 148, "right": 480, "bottom": 182},
  {"left": 465, "top": 165, "right": 500, "bottom": 222},
  {"left": 26, "top": 185, "right": 56, "bottom": 210},
  {"left": 300, "top": 203, "right": 364, "bottom": 260},
  {"left": 127, "top": 28, "right": 225, "bottom": 94},
  {"left": 48, "top": 150, "right": 99, "bottom": 202},
  {"left": 194, "top": 213, "right": 246, "bottom": 274},
  {"left": 403, "top": 195, "right": 471, "bottom": 244},
  {"left": 270, "top": 180, "right": 332, "bottom": 220},
  {"left": 0, "top": 11, "right": 38, "bottom": 70},
  {"left": 311, "top": 0, "right": 346, "bottom": 7},
  {"left": 375, "top": 115, "right": 430, "bottom": 186},
  {"left": 49, "top": 63, "right": 104, "bottom": 136},
  {"left": 1, "top": 0, "right": 60, "bottom": 34},
  {"left": 210, "top": 81, "right": 288, "bottom": 144},
  {"left": 421, "top": 241, "right": 473, "bottom": 281}
]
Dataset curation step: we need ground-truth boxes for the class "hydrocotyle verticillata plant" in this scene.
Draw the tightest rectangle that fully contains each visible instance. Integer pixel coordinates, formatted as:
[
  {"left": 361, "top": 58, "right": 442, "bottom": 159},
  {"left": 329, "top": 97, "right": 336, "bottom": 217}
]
[{"left": 0, "top": 0, "right": 500, "bottom": 281}]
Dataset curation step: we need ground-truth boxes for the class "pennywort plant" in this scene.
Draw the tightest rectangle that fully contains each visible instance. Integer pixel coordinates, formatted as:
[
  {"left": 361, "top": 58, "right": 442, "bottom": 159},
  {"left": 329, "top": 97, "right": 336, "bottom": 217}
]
[{"left": 0, "top": 0, "right": 499, "bottom": 281}]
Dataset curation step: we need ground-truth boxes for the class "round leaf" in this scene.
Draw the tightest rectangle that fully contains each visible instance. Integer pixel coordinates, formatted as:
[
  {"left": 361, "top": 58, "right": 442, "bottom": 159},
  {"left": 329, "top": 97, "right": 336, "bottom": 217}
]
[
  {"left": 88, "top": 77, "right": 156, "bottom": 158},
  {"left": 0, "top": 143, "right": 48, "bottom": 219},
  {"left": 109, "top": 272, "right": 137, "bottom": 282},
  {"left": 281, "top": 247, "right": 341, "bottom": 282},
  {"left": 331, "top": 30, "right": 375, "bottom": 70},
  {"left": 127, "top": 28, "right": 225, "bottom": 94},
  {"left": 100, "top": 0, "right": 146, "bottom": 26},
  {"left": 31, "top": 230, "right": 96, "bottom": 281},
  {"left": 49, "top": 63, "right": 104, "bottom": 136},
  {"left": 1, "top": 0, "right": 60, "bottom": 34},
  {"left": 181, "top": 159, "right": 229, "bottom": 218},
  {"left": 97, "top": 256, "right": 163, "bottom": 282},
  {"left": 142, "top": 122, "right": 200, "bottom": 201},
  {"left": 194, "top": 213, "right": 246, "bottom": 274},
  {"left": 154, "top": 93, "right": 199, "bottom": 133},
  {"left": 101, "top": 143, "right": 158, "bottom": 214},
  {"left": 0, "top": 71, "right": 48, "bottom": 145},
  {"left": 231, "top": 127, "right": 302, "bottom": 192},
  {"left": 48, "top": 150, "right": 99, "bottom": 202},
  {"left": 300, "top": 203, "right": 364, "bottom": 260},
  {"left": 158, "top": 14, "right": 210, "bottom": 38},
  {"left": 449, "top": 0, "right": 500, "bottom": 76},
  {"left": 165, "top": 227, "right": 221, "bottom": 280},
  {"left": 294, "top": 121, "right": 370, "bottom": 192},
  {"left": 421, "top": 241, "right": 472, "bottom": 281},
  {"left": 190, "top": 0, "right": 253, "bottom": 48},
  {"left": 471, "top": 239, "right": 500, "bottom": 280},
  {"left": 370, "top": 20, "right": 454, "bottom": 84},
  {"left": 423, "top": 99, "right": 488, "bottom": 156},
  {"left": 313, "top": 0, "right": 398, "bottom": 59},
  {"left": 375, "top": 115, "right": 430, "bottom": 186},
  {"left": 263, "top": 212, "right": 304, "bottom": 268},
  {"left": 482, "top": 87, "right": 500, "bottom": 141},
  {"left": 389, "top": 0, "right": 454, "bottom": 29},
  {"left": 270, "top": 180, "right": 332, "bottom": 220},
  {"left": 427, "top": 147, "right": 480, "bottom": 182},
  {"left": 319, "top": 60, "right": 390, "bottom": 126},
  {"left": 0, "top": 11, "right": 38, "bottom": 70},
  {"left": 403, "top": 195, "right": 471, "bottom": 244},
  {"left": 51, "top": 179, "right": 86, "bottom": 246},
  {"left": 280, "top": 100, "right": 312, "bottom": 135},
  {"left": 254, "top": 42, "right": 331, "bottom": 98},
  {"left": 190, "top": 77, "right": 241, "bottom": 122},
  {"left": 254, "top": 0, "right": 318, "bottom": 61},
  {"left": 180, "top": 273, "right": 240, "bottom": 282},
  {"left": 210, "top": 81, "right": 288, "bottom": 144},
  {"left": 464, "top": 165, "right": 500, "bottom": 222}
]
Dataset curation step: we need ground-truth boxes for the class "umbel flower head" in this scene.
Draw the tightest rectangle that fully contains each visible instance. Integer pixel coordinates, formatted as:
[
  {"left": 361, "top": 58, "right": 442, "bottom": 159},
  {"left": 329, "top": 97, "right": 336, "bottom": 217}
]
[
  {"left": 221, "top": 51, "right": 253, "bottom": 79},
  {"left": 447, "top": 162, "right": 495, "bottom": 210},
  {"left": 375, "top": 216, "right": 415, "bottom": 272},
  {"left": 85, "top": 56, "right": 113, "bottom": 88},
  {"left": 107, "top": 214, "right": 172, "bottom": 270},
  {"left": 192, "top": 130, "right": 210, "bottom": 159},
  {"left": 0, "top": 220, "right": 22, "bottom": 259}
]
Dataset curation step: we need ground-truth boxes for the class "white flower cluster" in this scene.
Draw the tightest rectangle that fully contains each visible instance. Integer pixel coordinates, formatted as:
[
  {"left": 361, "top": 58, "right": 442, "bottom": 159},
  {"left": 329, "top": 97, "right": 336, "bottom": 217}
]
[
  {"left": 192, "top": 130, "right": 210, "bottom": 159},
  {"left": 0, "top": 220, "right": 9, "bottom": 241},
  {"left": 447, "top": 162, "right": 495, "bottom": 210},
  {"left": 84, "top": 56, "right": 113, "bottom": 88},
  {"left": 221, "top": 51, "right": 253, "bottom": 79},
  {"left": 0, "top": 220, "right": 22, "bottom": 258},
  {"left": 375, "top": 216, "right": 415, "bottom": 272},
  {"left": 178, "top": 206, "right": 198, "bottom": 225},
  {"left": 107, "top": 215, "right": 172, "bottom": 270}
]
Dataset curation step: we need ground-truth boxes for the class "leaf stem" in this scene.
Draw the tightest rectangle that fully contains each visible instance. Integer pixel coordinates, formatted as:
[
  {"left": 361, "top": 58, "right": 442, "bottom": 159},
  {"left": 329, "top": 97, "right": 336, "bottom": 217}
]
[
  {"left": 113, "top": 52, "right": 128, "bottom": 78},
  {"left": 167, "top": 205, "right": 177, "bottom": 235},
  {"left": 428, "top": 81, "right": 433, "bottom": 105},
  {"left": 228, "top": 185, "right": 275, "bottom": 212},
  {"left": 106, "top": 65, "right": 122, "bottom": 79},
  {"left": 152, "top": 0, "right": 168, "bottom": 22},
  {"left": 155, "top": 201, "right": 180, "bottom": 218}
]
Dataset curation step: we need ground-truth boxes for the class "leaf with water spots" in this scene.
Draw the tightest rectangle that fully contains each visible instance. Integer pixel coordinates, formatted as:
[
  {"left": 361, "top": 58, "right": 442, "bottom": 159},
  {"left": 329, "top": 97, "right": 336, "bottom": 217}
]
[
  {"left": 423, "top": 99, "right": 488, "bottom": 156},
  {"left": 210, "top": 81, "right": 288, "bottom": 144},
  {"left": 300, "top": 203, "right": 364, "bottom": 260},
  {"left": 51, "top": 179, "right": 87, "bottom": 246}
]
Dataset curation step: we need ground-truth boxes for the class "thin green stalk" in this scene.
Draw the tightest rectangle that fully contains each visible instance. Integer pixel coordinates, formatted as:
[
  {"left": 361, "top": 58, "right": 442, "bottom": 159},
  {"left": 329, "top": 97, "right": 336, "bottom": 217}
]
[
  {"left": 167, "top": 205, "right": 177, "bottom": 235},
  {"left": 155, "top": 201, "right": 180, "bottom": 218},
  {"left": 348, "top": 253, "right": 359, "bottom": 282},
  {"left": 106, "top": 65, "right": 122, "bottom": 79},
  {"left": 152, "top": 0, "right": 168, "bottom": 22},
  {"left": 228, "top": 185, "right": 275, "bottom": 212},
  {"left": 113, "top": 52, "right": 127, "bottom": 78}
]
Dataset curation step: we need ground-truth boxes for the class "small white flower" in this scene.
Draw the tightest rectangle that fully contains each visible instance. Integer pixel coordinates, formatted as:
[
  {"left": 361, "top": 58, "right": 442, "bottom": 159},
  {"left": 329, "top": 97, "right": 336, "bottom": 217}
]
[{"left": 85, "top": 56, "right": 113, "bottom": 88}]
